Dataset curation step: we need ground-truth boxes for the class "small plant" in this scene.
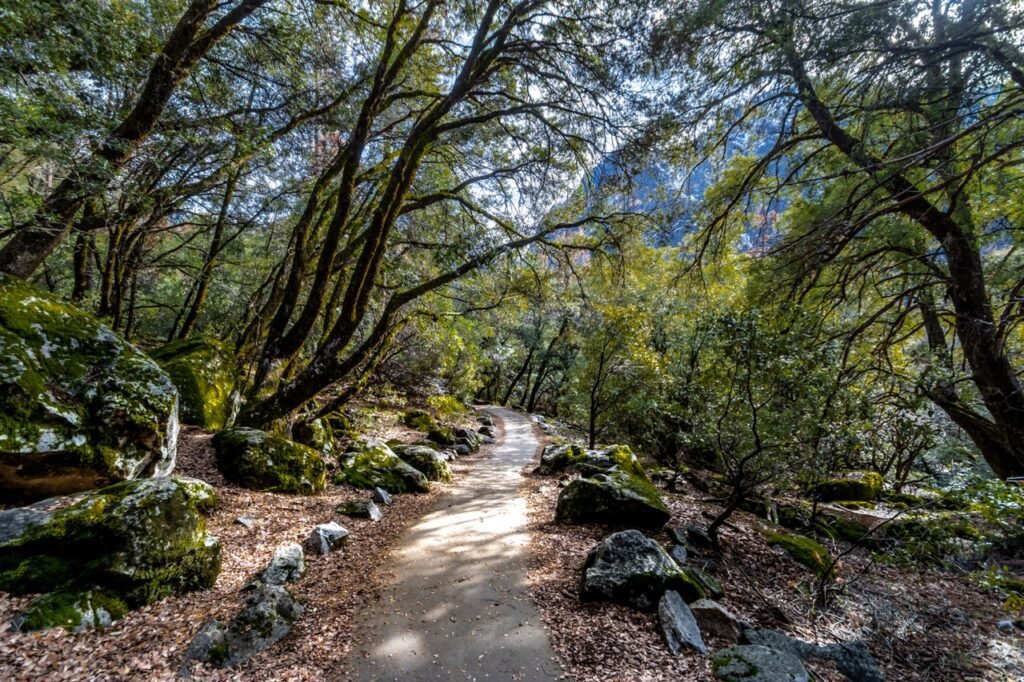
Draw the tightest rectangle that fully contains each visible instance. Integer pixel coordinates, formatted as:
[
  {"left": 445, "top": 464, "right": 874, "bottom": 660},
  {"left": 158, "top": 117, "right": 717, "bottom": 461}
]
[{"left": 426, "top": 395, "right": 468, "bottom": 420}]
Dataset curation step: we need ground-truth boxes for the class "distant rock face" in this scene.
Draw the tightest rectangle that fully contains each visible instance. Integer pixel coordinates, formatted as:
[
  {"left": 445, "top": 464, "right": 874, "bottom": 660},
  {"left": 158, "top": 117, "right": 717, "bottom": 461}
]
[
  {"left": 392, "top": 444, "right": 452, "bottom": 482},
  {"left": 0, "top": 477, "right": 220, "bottom": 631},
  {"left": 659, "top": 590, "right": 707, "bottom": 654},
  {"left": 212, "top": 428, "right": 326, "bottom": 494},
  {"left": 580, "top": 530, "right": 707, "bottom": 611},
  {"left": 334, "top": 440, "right": 430, "bottom": 493},
  {"left": 555, "top": 472, "right": 670, "bottom": 528},
  {"left": 0, "top": 273, "right": 179, "bottom": 501},
  {"left": 183, "top": 584, "right": 303, "bottom": 668},
  {"left": 712, "top": 645, "right": 809, "bottom": 682},
  {"left": 151, "top": 337, "right": 238, "bottom": 430}
]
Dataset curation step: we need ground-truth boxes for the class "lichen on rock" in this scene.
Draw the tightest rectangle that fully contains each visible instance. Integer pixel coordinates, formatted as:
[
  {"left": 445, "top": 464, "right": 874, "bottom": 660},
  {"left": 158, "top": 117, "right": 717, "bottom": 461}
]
[
  {"left": 334, "top": 439, "right": 430, "bottom": 493},
  {"left": 0, "top": 477, "right": 221, "bottom": 631},
  {"left": 0, "top": 273, "right": 179, "bottom": 501},
  {"left": 212, "top": 427, "right": 327, "bottom": 494},
  {"left": 555, "top": 471, "right": 670, "bottom": 528},
  {"left": 151, "top": 336, "right": 239, "bottom": 430}
]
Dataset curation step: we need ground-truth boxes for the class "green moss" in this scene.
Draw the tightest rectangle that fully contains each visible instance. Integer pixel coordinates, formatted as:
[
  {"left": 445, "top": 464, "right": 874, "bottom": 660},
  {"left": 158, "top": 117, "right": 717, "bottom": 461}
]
[
  {"left": 392, "top": 445, "right": 451, "bottom": 482},
  {"left": 402, "top": 409, "right": 437, "bottom": 432},
  {"left": 427, "top": 427, "right": 456, "bottom": 446},
  {"left": 556, "top": 471, "right": 670, "bottom": 528},
  {"left": 0, "top": 273, "right": 178, "bottom": 500},
  {"left": 0, "top": 478, "right": 220, "bottom": 629},
  {"left": 813, "top": 472, "right": 884, "bottom": 502},
  {"left": 334, "top": 441, "right": 430, "bottom": 493},
  {"left": 835, "top": 500, "right": 876, "bottom": 510},
  {"left": 760, "top": 529, "right": 837, "bottom": 579},
  {"left": 151, "top": 337, "right": 237, "bottom": 430},
  {"left": 21, "top": 589, "right": 130, "bottom": 632},
  {"left": 212, "top": 427, "right": 326, "bottom": 494}
]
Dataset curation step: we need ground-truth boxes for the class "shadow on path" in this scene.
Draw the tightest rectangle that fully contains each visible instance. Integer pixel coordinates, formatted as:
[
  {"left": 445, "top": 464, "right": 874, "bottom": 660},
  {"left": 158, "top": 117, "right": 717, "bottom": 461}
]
[{"left": 345, "top": 407, "right": 562, "bottom": 681}]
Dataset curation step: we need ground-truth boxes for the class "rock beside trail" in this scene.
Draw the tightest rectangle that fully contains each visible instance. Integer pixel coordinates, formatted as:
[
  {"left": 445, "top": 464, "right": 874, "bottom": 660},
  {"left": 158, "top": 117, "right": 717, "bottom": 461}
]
[
  {"left": 151, "top": 336, "right": 238, "bottom": 430},
  {"left": 581, "top": 530, "right": 707, "bottom": 611},
  {"left": 336, "top": 499, "right": 383, "bottom": 521},
  {"left": 392, "top": 444, "right": 452, "bottom": 482},
  {"left": 712, "top": 645, "right": 809, "bottom": 682},
  {"left": 303, "top": 522, "right": 349, "bottom": 556},
  {"left": 0, "top": 477, "right": 220, "bottom": 631},
  {"left": 0, "top": 273, "right": 179, "bottom": 501},
  {"left": 183, "top": 584, "right": 303, "bottom": 668},
  {"left": 691, "top": 599, "right": 743, "bottom": 641},
  {"left": 454, "top": 428, "right": 481, "bottom": 452},
  {"left": 477, "top": 414, "right": 495, "bottom": 427},
  {"left": 259, "top": 543, "right": 305, "bottom": 585},
  {"left": 659, "top": 590, "right": 707, "bottom": 654},
  {"left": 372, "top": 487, "right": 392, "bottom": 505},
  {"left": 537, "top": 443, "right": 647, "bottom": 479},
  {"left": 742, "top": 628, "right": 884, "bottom": 682},
  {"left": 213, "top": 427, "right": 326, "bottom": 494},
  {"left": 334, "top": 440, "right": 430, "bottom": 493},
  {"left": 556, "top": 471, "right": 670, "bottom": 528},
  {"left": 478, "top": 425, "right": 496, "bottom": 438}
]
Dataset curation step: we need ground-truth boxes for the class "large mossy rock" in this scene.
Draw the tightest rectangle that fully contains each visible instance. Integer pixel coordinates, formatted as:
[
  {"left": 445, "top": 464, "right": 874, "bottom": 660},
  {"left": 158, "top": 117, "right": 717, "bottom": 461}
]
[
  {"left": 291, "top": 417, "right": 339, "bottom": 459},
  {"left": 812, "top": 472, "right": 883, "bottom": 502},
  {"left": 213, "top": 428, "right": 326, "bottom": 494},
  {"left": 334, "top": 439, "right": 430, "bottom": 493},
  {"left": 556, "top": 471, "right": 670, "bottom": 528},
  {"left": 151, "top": 337, "right": 238, "bottom": 430},
  {"left": 0, "top": 273, "right": 179, "bottom": 501},
  {"left": 392, "top": 444, "right": 452, "bottom": 482},
  {"left": 538, "top": 443, "right": 647, "bottom": 479},
  {"left": 0, "top": 477, "right": 220, "bottom": 631},
  {"left": 760, "top": 529, "right": 837, "bottom": 579},
  {"left": 580, "top": 530, "right": 707, "bottom": 611}
]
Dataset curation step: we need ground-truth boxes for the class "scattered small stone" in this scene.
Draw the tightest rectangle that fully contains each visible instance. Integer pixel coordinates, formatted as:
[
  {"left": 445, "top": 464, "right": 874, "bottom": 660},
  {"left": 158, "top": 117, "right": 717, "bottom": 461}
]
[
  {"left": 235, "top": 516, "right": 256, "bottom": 529},
  {"left": 712, "top": 645, "right": 809, "bottom": 682},
  {"left": 667, "top": 527, "right": 687, "bottom": 545},
  {"left": 686, "top": 525, "right": 715, "bottom": 548},
  {"left": 997, "top": 619, "right": 1023, "bottom": 633},
  {"left": 182, "top": 585, "right": 303, "bottom": 669},
  {"left": 336, "top": 499, "right": 383, "bottom": 521},
  {"left": 259, "top": 543, "right": 305, "bottom": 585},
  {"left": 372, "top": 487, "right": 393, "bottom": 506},
  {"left": 303, "top": 522, "right": 349, "bottom": 556},
  {"left": 670, "top": 545, "right": 688, "bottom": 564},
  {"left": 658, "top": 590, "right": 707, "bottom": 655},
  {"left": 690, "top": 599, "right": 742, "bottom": 641}
]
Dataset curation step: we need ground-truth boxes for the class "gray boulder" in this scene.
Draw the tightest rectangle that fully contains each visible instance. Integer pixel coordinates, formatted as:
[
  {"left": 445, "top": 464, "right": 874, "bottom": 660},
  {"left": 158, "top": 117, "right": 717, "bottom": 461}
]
[
  {"left": 659, "top": 590, "right": 707, "bottom": 654},
  {"left": 391, "top": 444, "right": 452, "bottom": 482},
  {"left": 0, "top": 477, "right": 220, "bottom": 631},
  {"left": 334, "top": 440, "right": 430, "bottom": 493},
  {"left": 477, "top": 414, "right": 495, "bottom": 427},
  {"left": 0, "top": 273, "right": 179, "bottom": 502},
  {"left": 372, "top": 487, "right": 392, "bottom": 505},
  {"left": 336, "top": 499, "right": 383, "bottom": 521},
  {"left": 712, "top": 645, "right": 809, "bottom": 681},
  {"left": 478, "top": 425, "right": 496, "bottom": 438},
  {"left": 183, "top": 584, "right": 303, "bottom": 668},
  {"left": 742, "top": 628, "right": 884, "bottom": 682},
  {"left": 303, "top": 522, "right": 349, "bottom": 556},
  {"left": 259, "top": 543, "right": 305, "bottom": 585},
  {"left": 555, "top": 472, "right": 670, "bottom": 528},
  {"left": 691, "top": 599, "right": 743, "bottom": 641},
  {"left": 580, "top": 530, "right": 708, "bottom": 611},
  {"left": 670, "top": 544, "right": 689, "bottom": 564}
]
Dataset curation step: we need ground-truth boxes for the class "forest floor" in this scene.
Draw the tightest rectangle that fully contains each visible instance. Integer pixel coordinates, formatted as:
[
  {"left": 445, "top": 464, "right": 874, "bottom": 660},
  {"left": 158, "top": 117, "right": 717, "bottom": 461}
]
[
  {"left": 523, "top": 444, "right": 1024, "bottom": 681},
  {"left": 0, "top": 416, "right": 492, "bottom": 681}
]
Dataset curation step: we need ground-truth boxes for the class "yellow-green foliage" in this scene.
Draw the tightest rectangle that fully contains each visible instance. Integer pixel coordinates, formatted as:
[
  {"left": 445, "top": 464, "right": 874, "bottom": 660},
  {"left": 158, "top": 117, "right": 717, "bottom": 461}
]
[
  {"left": 426, "top": 395, "right": 468, "bottom": 420},
  {"left": 401, "top": 409, "right": 437, "bottom": 432},
  {"left": 814, "top": 472, "right": 884, "bottom": 502}
]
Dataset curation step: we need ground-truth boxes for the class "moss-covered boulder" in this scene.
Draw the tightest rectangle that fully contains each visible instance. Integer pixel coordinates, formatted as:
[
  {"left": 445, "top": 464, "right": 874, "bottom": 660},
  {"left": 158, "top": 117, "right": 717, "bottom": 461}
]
[
  {"left": 760, "top": 529, "right": 837, "bottom": 579},
  {"left": 0, "top": 273, "right": 179, "bottom": 501},
  {"left": 212, "top": 428, "right": 326, "bottom": 494},
  {"left": 151, "top": 337, "right": 238, "bottom": 430},
  {"left": 812, "top": 472, "right": 883, "bottom": 502},
  {"left": 334, "top": 439, "right": 430, "bottom": 493},
  {"left": 291, "top": 417, "right": 338, "bottom": 459},
  {"left": 402, "top": 409, "right": 437, "bottom": 432},
  {"left": 427, "top": 427, "right": 456, "bottom": 446},
  {"left": 0, "top": 477, "right": 221, "bottom": 631},
  {"left": 537, "top": 443, "right": 648, "bottom": 479},
  {"left": 556, "top": 471, "right": 670, "bottom": 528},
  {"left": 392, "top": 444, "right": 452, "bottom": 482},
  {"left": 581, "top": 530, "right": 707, "bottom": 610}
]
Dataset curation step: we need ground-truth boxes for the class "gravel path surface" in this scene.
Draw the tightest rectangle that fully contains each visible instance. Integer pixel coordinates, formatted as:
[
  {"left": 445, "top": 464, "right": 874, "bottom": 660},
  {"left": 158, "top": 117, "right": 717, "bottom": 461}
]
[{"left": 345, "top": 407, "right": 562, "bottom": 681}]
